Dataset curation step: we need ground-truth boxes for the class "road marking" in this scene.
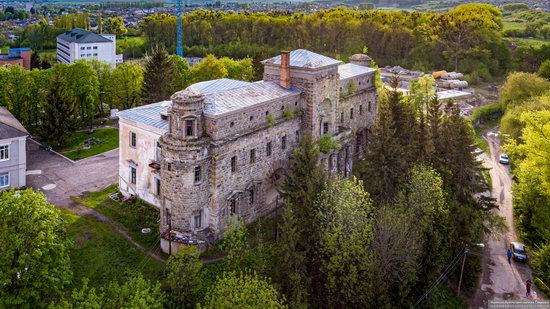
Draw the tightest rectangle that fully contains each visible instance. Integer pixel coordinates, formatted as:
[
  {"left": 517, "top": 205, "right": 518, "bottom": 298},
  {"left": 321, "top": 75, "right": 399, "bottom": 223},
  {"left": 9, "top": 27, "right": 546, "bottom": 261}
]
[{"left": 41, "top": 184, "right": 56, "bottom": 190}]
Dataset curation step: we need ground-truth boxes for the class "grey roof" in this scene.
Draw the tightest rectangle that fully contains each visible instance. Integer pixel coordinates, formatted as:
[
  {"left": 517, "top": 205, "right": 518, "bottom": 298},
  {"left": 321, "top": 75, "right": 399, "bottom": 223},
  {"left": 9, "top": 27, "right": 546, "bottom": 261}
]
[
  {"left": 117, "top": 101, "right": 170, "bottom": 131},
  {"left": 338, "top": 63, "right": 376, "bottom": 80},
  {"left": 262, "top": 49, "right": 341, "bottom": 69},
  {"left": 57, "top": 28, "right": 113, "bottom": 44},
  {"left": 119, "top": 81, "right": 301, "bottom": 128},
  {"left": 203, "top": 81, "right": 301, "bottom": 116},
  {"left": 0, "top": 107, "right": 28, "bottom": 139},
  {"left": 186, "top": 78, "right": 252, "bottom": 95}
]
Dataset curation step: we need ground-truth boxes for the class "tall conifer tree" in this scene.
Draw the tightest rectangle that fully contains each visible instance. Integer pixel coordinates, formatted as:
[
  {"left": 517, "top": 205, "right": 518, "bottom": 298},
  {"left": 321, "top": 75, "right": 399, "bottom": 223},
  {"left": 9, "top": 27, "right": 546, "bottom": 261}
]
[{"left": 142, "top": 46, "right": 177, "bottom": 104}]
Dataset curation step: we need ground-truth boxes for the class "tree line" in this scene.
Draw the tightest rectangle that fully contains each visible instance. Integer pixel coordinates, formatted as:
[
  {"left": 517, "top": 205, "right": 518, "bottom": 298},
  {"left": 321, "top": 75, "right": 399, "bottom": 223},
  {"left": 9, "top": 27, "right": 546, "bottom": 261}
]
[
  {"left": 0, "top": 47, "right": 253, "bottom": 147},
  {"left": 143, "top": 4, "right": 510, "bottom": 80},
  {"left": 499, "top": 71, "right": 550, "bottom": 295}
]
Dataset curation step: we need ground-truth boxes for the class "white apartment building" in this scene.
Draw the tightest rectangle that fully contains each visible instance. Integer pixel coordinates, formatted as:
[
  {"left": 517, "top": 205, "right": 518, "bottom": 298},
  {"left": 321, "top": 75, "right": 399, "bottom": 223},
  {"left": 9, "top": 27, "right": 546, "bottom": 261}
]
[{"left": 56, "top": 28, "right": 123, "bottom": 68}]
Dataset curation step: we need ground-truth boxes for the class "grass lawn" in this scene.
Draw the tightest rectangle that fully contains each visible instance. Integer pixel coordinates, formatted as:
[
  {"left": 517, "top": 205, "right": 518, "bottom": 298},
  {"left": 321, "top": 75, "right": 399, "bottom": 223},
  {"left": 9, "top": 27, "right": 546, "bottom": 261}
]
[
  {"left": 75, "top": 185, "right": 161, "bottom": 250},
  {"left": 56, "top": 128, "right": 119, "bottom": 161},
  {"left": 63, "top": 210, "right": 163, "bottom": 289}
]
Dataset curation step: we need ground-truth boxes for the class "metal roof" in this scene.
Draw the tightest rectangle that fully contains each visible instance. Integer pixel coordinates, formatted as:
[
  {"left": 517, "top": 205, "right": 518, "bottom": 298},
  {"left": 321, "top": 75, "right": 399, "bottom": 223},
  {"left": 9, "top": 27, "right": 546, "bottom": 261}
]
[
  {"left": 204, "top": 81, "right": 301, "bottom": 116},
  {"left": 117, "top": 101, "right": 170, "bottom": 131},
  {"left": 262, "top": 49, "right": 341, "bottom": 69},
  {"left": 436, "top": 90, "right": 472, "bottom": 101},
  {"left": 0, "top": 107, "right": 28, "bottom": 139},
  {"left": 57, "top": 29, "right": 113, "bottom": 44},
  {"left": 186, "top": 78, "right": 252, "bottom": 95},
  {"left": 338, "top": 63, "right": 376, "bottom": 80}
]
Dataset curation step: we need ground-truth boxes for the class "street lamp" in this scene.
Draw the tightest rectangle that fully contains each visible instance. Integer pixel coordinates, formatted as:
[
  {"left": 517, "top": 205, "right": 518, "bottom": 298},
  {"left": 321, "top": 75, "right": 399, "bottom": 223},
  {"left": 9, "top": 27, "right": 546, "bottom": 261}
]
[{"left": 457, "top": 243, "right": 485, "bottom": 296}]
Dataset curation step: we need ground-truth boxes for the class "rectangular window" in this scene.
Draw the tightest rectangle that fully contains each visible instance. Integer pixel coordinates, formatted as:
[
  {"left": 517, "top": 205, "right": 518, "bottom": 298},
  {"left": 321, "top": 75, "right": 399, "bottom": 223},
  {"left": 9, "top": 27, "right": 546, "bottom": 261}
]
[
  {"left": 0, "top": 145, "right": 9, "bottom": 160},
  {"left": 368, "top": 101, "right": 372, "bottom": 112},
  {"left": 230, "top": 199, "right": 236, "bottom": 215},
  {"left": 80, "top": 54, "right": 85, "bottom": 57},
  {"left": 360, "top": 105, "right": 363, "bottom": 115},
  {"left": 164, "top": 204, "right": 171, "bottom": 225},
  {"left": 86, "top": 53, "right": 91, "bottom": 57},
  {"left": 129, "top": 166, "right": 136, "bottom": 184},
  {"left": 281, "top": 135, "right": 287, "bottom": 150},
  {"left": 155, "top": 178, "right": 161, "bottom": 196},
  {"left": 266, "top": 142, "right": 272, "bottom": 156},
  {"left": 0, "top": 172, "right": 9, "bottom": 188},
  {"left": 93, "top": 46, "right": 98, "bottom": 50},
  {"left": 295, "top": 130, "right": 299, "bottom": 142},
  {"left": 350, "top": 108, "right": 354, "bottom": 119},
  {"left": 249, "top": 188, "right": 254, "bottom": 204},
  {"left": 323, "top": 122, "right": 329, "bottom": 134},
  {"left": 194, "top": 165, "right": 202, "bottom": 183},
  {"left": 80, "top": 47, "right": 85, "bottom": 50},
  {"left": 341, "top": 112, "right": 344, "bottom": 123},
  {"left": 194, "top": 210, "right": 202, "bottom": 228},
  {"left": 231, "top": 156, "right": 237, "bottom": 173},
  {"left": 87, "top": 46, "right": 91, "bottom": 50},
  {"left": 185, "top": 119, "right": 194, "bottom": 137},
  {"left": 93, "top": 53, "right": 98, "bottom": 56},
  {"left": 250, "top": 149, "right": 256, "bottom": 164},
  {"left": 130, "top": 132, "right": 136, "bottom": 148}
]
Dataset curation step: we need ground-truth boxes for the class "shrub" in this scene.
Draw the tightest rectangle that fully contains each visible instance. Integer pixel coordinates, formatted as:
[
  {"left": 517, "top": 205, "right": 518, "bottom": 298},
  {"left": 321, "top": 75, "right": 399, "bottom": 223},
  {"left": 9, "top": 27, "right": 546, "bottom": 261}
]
[
  {"left": 283, "top": 106, "right": 293, "bottom": 120},
  {"left": 267, "top": 114, "right": 274, "bottom": 127},
  {"left": 468, "top": 102, "right": 504, "bottom": 125},
  {"left": 318, "top": 134, "right": 340, "bottom": 154}
]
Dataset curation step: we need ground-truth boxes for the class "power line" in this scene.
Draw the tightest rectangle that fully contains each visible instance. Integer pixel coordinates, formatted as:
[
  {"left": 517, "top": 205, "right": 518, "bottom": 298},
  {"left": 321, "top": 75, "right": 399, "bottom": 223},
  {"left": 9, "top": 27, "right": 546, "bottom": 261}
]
[{"left": 413, "top": 247, "right": 467, "bottom": 308}]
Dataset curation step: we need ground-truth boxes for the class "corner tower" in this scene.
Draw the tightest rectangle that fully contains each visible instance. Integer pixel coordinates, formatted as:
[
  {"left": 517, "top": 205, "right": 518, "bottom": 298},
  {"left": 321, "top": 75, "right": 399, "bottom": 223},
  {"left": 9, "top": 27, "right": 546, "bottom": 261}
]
[{"left": 159, "top": 90, "right": 212, "bottom": 252}]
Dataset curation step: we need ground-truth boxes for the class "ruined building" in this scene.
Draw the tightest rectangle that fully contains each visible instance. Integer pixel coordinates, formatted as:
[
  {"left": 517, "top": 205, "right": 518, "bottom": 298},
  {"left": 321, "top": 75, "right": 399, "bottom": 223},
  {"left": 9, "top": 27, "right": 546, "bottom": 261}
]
[{"left": 117, "top": 50, "right": 378, "bottom": 253}]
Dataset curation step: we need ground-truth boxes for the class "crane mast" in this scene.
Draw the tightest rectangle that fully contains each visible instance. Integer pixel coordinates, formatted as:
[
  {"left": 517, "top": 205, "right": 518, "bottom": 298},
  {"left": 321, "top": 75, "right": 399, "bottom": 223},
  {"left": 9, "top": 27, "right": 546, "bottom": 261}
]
[{"left": 176, "top": 0, "right": 183, "bottom": 57}]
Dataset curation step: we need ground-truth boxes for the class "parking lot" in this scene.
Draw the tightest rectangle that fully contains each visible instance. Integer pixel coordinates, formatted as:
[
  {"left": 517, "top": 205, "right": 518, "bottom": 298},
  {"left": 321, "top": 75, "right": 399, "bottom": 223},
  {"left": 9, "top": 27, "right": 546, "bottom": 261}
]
[{"left": 26, "top": 140, "right": 118, "bottom": 208}]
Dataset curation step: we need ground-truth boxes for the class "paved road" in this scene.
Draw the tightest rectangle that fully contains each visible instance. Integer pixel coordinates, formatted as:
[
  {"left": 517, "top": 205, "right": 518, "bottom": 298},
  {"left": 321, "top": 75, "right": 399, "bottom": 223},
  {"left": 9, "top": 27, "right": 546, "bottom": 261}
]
[
  {"left": 26, "top": 139, "right": 119, "bottom": 208},
  {"left": 475, "top": 130, "right": 544, "bottom": 306}
]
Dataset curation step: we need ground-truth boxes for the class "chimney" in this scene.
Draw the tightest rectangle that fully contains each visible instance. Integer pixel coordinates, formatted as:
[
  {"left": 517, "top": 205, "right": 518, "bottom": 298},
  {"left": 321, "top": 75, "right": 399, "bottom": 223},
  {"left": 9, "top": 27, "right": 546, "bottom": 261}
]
[{"left": 280, "top": 51, "right": 291, "bottom": 89}]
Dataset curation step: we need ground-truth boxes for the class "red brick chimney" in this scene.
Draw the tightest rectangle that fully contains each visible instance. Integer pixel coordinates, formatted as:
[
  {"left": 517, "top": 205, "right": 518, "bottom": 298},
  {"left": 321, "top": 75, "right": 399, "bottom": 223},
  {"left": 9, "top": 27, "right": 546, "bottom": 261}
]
[{"left": 280, "top": 51, "right": 291, "bottom": 89}]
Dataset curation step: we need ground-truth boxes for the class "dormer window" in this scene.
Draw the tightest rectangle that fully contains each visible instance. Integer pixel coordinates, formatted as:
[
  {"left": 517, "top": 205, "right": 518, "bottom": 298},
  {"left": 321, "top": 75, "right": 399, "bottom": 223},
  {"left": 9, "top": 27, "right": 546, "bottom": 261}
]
[{"left": 185, "top": 119, "right": 195, "bottom": 137}]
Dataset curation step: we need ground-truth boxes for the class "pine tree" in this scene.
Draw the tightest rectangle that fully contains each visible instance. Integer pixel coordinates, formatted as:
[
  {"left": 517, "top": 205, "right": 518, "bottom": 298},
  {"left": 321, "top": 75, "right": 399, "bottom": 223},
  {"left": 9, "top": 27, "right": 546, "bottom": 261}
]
[
  {"left": 362, "top": 87, "right": 406, "bottom": 203},
  {"left": 141, "top": 46, "right": 177, "bottom": 104},
  {"left": 439, "top": 102, "right": 495, "bottom": 209},
  {"left": 426, "top": 96, "right": 443, "bottom": 167},
  {"left": 279, "top": 133, "right": 326, "bottom": 250},
  {"left": 278, "top": 133, "right": 326, "bottom": 304},
  {"left": 40, "top": 64, "right": 78, "bottom": 146}
]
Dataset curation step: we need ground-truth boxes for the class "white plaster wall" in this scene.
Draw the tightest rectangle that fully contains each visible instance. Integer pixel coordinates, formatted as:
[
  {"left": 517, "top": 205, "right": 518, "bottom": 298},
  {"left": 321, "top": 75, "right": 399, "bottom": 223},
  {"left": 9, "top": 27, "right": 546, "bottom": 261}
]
[{"left": 118, "top": 118, "right": 164, "bottom": 208}]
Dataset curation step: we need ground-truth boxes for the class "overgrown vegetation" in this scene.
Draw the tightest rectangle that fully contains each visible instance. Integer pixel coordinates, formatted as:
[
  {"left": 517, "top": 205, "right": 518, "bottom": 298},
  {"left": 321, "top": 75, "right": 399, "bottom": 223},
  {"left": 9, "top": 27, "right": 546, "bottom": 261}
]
[
  {"left": 318, "top": 134, "right": 340, "bottom": 153},
  {"left": 76, "top": 185, "right": 160, "bottom": 249}
]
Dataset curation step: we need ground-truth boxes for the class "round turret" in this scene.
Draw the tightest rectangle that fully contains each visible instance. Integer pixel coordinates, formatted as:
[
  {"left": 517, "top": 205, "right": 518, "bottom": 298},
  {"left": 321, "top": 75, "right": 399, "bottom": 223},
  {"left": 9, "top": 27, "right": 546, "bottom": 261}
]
[
  {"left": 350, "top": 54, "right": 372, "bottom": 67},
  {"left": 168, "top": 90, "right": 205, "bottom": 140}
]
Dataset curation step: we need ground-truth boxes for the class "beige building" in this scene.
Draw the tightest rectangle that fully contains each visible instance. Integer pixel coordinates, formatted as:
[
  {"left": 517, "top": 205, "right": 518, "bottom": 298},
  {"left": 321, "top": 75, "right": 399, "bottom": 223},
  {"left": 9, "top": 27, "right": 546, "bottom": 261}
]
[{"left": 117, "top": 50, "right": 378, "bottom": 253}]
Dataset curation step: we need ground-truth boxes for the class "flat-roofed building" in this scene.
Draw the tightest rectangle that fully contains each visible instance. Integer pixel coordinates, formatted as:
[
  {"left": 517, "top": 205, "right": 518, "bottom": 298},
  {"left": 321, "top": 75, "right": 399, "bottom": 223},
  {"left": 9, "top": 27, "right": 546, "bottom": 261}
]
[{"left": 56, "top": 28, "right": 123, "bottom": 68}]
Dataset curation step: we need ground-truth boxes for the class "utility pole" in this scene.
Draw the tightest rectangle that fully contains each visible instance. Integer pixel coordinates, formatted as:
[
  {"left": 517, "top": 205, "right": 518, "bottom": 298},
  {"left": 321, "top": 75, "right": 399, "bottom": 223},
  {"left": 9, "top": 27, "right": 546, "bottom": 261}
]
[
  {"left": 176, "top": 0, "right": 183, "bottom": 57},
  {"left": 457, "top": 247, "right": 468, "bottom": 296}
]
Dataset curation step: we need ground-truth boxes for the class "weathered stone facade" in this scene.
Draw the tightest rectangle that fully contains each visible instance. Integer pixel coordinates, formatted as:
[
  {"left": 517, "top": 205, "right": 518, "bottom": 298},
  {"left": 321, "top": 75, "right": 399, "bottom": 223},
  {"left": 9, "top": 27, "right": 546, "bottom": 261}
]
[{"left": 120, "top": 50, "right": 378, "bottom": 254}]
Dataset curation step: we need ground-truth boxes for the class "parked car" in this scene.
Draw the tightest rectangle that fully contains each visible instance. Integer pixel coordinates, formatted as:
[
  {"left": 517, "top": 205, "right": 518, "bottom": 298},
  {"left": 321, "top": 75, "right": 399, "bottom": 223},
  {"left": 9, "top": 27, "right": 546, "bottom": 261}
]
[
  {"left": 499, "top": 154, "right": 510, "bottom": 165},
  {"left": 510, "top": 242, "right": 528, "bottom": 263}
]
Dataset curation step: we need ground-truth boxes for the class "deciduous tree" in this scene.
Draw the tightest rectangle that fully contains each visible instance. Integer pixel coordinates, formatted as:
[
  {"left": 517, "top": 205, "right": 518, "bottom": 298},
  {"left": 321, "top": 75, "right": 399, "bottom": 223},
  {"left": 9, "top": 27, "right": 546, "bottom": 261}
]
[{"left": 0, "top": 189, "right": 72, "bottom": 307}]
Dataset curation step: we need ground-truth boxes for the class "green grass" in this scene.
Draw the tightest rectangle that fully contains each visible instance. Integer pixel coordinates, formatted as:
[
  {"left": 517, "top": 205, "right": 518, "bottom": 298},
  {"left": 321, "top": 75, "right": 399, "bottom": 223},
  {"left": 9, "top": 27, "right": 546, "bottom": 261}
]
[
  {"left": 63, "top": 210, "right": 163, "bottom": 289},
  {"left": 76, "top": 185, "right": 161, "bottom": 250},
  {"left": 56, "top": 128, "right": 119, "bottom": 160},
  {"left": 473, "top": 118, "right": 500, "bottom": 154},
  {"left": 505, "top": 37, "right": 549, "bottom": 48},
  {"left": 502, "top": 21, "right": 525, "bottom": 31}
]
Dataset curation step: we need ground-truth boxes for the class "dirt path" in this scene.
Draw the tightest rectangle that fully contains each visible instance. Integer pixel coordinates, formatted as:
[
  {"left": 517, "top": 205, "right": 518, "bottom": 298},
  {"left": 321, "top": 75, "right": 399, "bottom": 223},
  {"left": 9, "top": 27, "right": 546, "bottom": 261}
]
[{"left": 473, "top": 129, "right": 544, "bottom": 307}]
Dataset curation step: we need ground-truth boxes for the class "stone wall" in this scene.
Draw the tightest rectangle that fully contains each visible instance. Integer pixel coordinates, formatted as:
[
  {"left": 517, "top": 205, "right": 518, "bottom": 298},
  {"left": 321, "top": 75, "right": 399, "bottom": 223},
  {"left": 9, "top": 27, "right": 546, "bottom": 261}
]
[{"left": 204, "top": 94, "right": 302, "bottom": 141}]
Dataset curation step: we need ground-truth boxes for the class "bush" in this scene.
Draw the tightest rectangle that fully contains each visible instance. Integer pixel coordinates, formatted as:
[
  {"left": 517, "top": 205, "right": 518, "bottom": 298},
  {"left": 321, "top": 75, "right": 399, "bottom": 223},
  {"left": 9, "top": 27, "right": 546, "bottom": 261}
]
[
  {"left": 318, "top": 134, "right": 340, "bottom": 154},
  {"left": 468, "top": 102, "right": 504, "bottom": 125},
  {"left": 283, "top": 106, "right": 293, "bottom": 120},
  {"left": 533, "top": 243, "right": 550, "bottom": 296}
]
